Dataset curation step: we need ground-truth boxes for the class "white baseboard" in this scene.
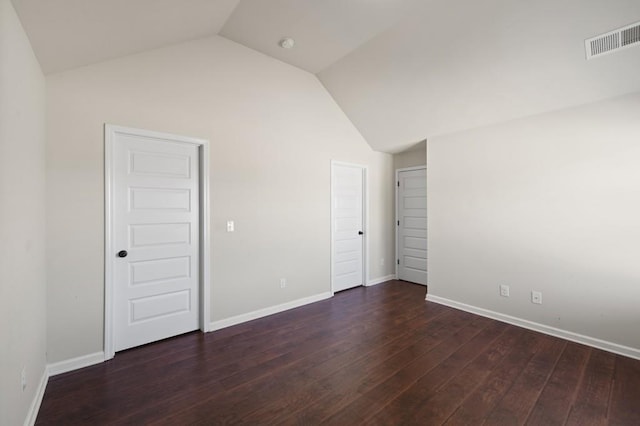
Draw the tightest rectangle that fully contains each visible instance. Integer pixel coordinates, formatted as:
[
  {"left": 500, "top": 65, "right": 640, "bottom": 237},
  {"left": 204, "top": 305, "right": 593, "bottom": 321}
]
[
  {"left": 47, "top": 351, "right": 105, "bottom": 377},
  {"left": 366, "top": 274, "right": 396, "bottom": 286},
  {"left": 24, "top": 369, "right": 48, "bottom": 426},
  {"left": 426, "top": 294, "right": 640, "bottom": 360},
  {"left": 210, "top": 292, "right": 333, "bottom": 331},
  {"left": 47, "top": 293, "right": 334, "bottom": 375}
]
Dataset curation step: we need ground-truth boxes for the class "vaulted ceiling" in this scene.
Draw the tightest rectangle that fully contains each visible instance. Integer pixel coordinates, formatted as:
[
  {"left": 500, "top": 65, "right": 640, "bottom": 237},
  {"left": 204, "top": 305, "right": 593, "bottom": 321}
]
[{"left": 11, "top": 0, "right": 640, "bottom": 152}]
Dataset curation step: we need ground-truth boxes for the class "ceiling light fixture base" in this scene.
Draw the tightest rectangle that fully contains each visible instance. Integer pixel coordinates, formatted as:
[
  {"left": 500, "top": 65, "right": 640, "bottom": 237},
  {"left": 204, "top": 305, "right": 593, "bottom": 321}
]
[{"left": 279, "top": 37, "right": 295, "bottom": 49}]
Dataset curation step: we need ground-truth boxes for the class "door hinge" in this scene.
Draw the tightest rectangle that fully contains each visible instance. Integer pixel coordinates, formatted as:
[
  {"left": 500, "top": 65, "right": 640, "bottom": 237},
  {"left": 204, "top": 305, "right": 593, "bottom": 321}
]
[
  {"left": 397, "top": 259, "right": 400, "bottom": 265},
  {"left": 397, "top": 220, "right": 400, "bottom": 226},
  {"left": 397, "top": 181, "right": 400, "bottom": 187}
]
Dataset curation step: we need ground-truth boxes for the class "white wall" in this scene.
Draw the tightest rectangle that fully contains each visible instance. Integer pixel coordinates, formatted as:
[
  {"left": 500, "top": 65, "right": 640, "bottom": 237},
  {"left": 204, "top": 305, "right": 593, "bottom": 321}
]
[
  {"left": 427, "top": 92, "right": 640, "bottom": 352},
  {"left": 0, "top": 0, "right": 47, "bottom": 424},
  {"left": 320, "top": 0, "right": 640, "bottom": 152},
  {"left": 46, "top": 35, "right": 395, "bottom": 363},
  {"left": 393, "top": 144, "right": 426, "bottom": 170}
]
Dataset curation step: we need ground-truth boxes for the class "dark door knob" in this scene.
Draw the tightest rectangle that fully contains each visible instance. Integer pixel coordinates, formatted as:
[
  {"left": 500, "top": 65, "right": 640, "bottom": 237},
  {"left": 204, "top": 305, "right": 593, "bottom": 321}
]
[
  {"left": 117, "top": 250, "right": 128, "bottom": 258},
  {"left": 358, "top": 231, "right": 364, "bottom": 235}
]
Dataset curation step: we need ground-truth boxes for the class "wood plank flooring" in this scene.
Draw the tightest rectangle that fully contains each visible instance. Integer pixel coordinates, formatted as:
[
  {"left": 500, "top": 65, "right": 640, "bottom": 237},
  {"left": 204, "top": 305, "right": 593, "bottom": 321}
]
[{"left": 36, "top": 281, "right": 640, "bottom": 425}]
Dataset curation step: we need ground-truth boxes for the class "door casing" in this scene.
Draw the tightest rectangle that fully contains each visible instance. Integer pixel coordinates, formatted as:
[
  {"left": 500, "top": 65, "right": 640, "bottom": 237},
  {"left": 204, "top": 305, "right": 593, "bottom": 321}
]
[{"left": 104, "top": 124, "right": 211, "bottom": 360}]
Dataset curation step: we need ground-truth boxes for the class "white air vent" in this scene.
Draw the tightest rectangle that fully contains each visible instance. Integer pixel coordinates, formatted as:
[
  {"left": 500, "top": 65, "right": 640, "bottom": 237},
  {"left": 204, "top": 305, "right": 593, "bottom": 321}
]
[{"left": 586, "top": 21, "right": 640, "bottom": 59}]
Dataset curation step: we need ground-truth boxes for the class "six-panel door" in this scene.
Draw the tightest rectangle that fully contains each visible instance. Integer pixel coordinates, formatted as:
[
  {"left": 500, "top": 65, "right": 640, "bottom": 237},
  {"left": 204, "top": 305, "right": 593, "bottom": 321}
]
[
  {"left": 113, "top": 133, "right": 200, "bottom": 351},
  {"left": 397, "top": 168, "right": 427, "bottom": 285},
  {"left": 332, "top": 164, "right": 364, "bottom": 292}
]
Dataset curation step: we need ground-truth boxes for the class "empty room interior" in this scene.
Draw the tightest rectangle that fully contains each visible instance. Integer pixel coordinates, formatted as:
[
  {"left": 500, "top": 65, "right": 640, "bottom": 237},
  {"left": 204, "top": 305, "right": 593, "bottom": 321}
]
[{"left": 2, "top": 0, "right": 640, "bottom": 424}]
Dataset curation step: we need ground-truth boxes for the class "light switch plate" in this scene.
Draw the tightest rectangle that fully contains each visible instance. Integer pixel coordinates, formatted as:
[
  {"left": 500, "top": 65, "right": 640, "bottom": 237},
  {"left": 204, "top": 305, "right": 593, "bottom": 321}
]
[{"left": 226, "top": 220, "right": 234, "bottom": 232}]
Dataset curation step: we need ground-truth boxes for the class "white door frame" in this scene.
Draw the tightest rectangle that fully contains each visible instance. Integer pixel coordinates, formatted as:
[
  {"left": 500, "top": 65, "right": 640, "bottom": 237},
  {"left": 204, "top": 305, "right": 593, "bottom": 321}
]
[
  {"left": 395, "top": 166, "right": 426, "bottom": 280},
  {"left": 104, "top": 124, "right": 211, "bottom": 360},
  {"left": 330, "top": 160, "right": 369, "bottom": 294}
]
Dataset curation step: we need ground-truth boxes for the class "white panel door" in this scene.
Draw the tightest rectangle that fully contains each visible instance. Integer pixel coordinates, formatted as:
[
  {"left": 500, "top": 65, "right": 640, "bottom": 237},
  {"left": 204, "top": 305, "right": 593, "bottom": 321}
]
[
  {"left": 113, "top": 132, "right": 199, "bottom": 351},
  {"left": 397, "top": 168, "right": 427, "bottom": 285},
  {"left": 332, "top": 163, "right": 364, "bottom": 292}
]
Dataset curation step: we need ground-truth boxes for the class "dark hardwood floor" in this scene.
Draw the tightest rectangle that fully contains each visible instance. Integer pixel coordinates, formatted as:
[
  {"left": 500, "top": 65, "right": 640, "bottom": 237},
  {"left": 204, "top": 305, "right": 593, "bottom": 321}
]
[{"left": 37, "top": 281, "right": 640, "bottom": 425}]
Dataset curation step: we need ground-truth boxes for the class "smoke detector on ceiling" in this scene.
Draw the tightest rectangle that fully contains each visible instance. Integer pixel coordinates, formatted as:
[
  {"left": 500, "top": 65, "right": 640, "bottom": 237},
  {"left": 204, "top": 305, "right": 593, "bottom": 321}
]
[
  {"left": 279, "top": 37, "right": 295, "bottom": 49},
  {"left": 585, "top": 21, "right": 640, "bottom": 59}
]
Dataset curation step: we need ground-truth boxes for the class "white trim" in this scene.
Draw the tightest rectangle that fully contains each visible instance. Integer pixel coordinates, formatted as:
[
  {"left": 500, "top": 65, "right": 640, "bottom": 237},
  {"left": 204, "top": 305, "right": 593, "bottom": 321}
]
[
  {"left": 330, "top": 160, "right": 368, "bottom": 294},
  {"left": 330, "top": 161, "right": 334, "bottom": 296},
  {"left": 104, "top": 124, "right": 211, "bottom": 359},
  {"left": 366, "top": 274, "right": 396, "bottom": 286},
  {"left": 210, "top": 292, "right": 333, "bottom": 331},
  {"left": 395, "top": 166, "right": 427, "bottom": 281},
  {"left": 364, "top": 167, "right": 370, "bottom": 287},
  {"left": 426, "top": 294, "right": 640, "bottom": 360},
  {"left": 104, "top": 126, "right": 114, "bottom": 359},
  {"left": 47, "top": 352, "right": 106, "bottom": 376},
  {"left": 24, "top": 369, "right": 48, "bottom": 426},
  {"left": 199, "top": 142, "right": 211, "bottom": 332}
]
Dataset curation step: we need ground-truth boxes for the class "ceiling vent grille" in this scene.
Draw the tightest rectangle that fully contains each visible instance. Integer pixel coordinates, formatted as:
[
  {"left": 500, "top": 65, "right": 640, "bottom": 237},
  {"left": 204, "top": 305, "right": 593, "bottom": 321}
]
[{"left": 586, "top": 21, "right": 640, "bottom": 59}]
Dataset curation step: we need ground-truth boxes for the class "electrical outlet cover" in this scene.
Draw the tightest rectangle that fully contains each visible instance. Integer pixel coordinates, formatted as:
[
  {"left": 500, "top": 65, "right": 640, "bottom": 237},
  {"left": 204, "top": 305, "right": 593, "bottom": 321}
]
[
  {"left": 531, "top": 291, "right": 543, "bottom": 304},
  {"left": 499, "top": 284, "right": 510, "bottom": 297}
]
